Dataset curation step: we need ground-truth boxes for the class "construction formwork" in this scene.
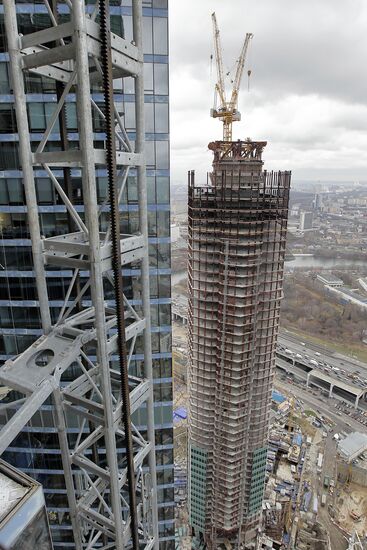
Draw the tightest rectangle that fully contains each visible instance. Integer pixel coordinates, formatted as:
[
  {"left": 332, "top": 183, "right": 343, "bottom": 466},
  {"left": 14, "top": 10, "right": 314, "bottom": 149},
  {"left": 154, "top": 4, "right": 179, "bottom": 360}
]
[{"left": 188, "top": 140, "right": 291, "bottom": 549}]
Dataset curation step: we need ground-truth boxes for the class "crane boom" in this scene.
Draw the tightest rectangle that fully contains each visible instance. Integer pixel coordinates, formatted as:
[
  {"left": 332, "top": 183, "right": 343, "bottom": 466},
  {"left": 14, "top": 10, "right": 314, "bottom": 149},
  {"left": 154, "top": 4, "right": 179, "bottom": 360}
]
[
  {"left": 210, "top": 13, "right": 253, "bottom": 141},
  {"left": 229, "top": 32, "right": 253, "bottom": 111},
  {"left": 211, "top": 12, "right": 226, "bottom": 109}
]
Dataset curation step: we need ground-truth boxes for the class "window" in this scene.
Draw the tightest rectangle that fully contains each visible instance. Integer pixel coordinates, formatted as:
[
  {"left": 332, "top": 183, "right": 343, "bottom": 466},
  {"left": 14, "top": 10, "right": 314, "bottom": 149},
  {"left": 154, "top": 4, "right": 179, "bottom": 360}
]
[
  {"left": 144, "top": 63, "right": 154, "bottom": 93},
  {"left": 155, "top": 140, "right": 169, "bottom": 169},
  {"left": 154, "top": 63, "right": 169, "bottom": 95},
  {"left": 155, "top": 103, "right": 169, "bottom": 134},
  {"left": 145, "top": 102, "right": 155, "bottom": 133},
  {"left": 0, "top": 64, "right": 10, "bottom": 94},
  {"left": 0, "top": 143, "right": 20, "bottom": 170},
  {"left": 153, "top": 17, "right": 168, "bottom": 55},
  {"left": 143, "top": 17, "right": 153, "bottom": 54},
  {"left": 153, "top": 0, "right": 168, "bottom": 7},
  {"left": 28, "top": 103, "right": 45, "bottom": 131},
  {"left": 156, "top": 177, "right": 169, "bottom": 204},
  {"left": 0, "top": 104, "right": 17, "bottom": 133},
  {"left": 147, "top": 176, "right": 156, "bottom": 204},
  {"left": 36, "top": 178, "right": 54, "bottom": 205}
]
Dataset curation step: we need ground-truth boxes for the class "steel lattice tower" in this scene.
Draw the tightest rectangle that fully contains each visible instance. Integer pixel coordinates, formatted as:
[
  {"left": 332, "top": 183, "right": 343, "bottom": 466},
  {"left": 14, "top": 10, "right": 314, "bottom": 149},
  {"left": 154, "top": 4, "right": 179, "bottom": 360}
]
[{"left": 0, "top": 1, "right": 159, "bottom": 548}]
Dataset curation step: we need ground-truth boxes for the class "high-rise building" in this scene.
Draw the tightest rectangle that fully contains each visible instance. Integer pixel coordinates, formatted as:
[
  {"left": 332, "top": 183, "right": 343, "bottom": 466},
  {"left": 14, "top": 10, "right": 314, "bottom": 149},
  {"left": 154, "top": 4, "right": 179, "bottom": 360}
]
[
  {"left": 0, "top": 1, "right": 173, "bottom": 548},
  {"left": 188, "top": 139, "right": 291, "bottom": 549},
  {"left": 299, "top": 211, "right": 313, "bottom": 231},
  {"left": 313, "top": 193, "right": 323, "bottom": 211}
]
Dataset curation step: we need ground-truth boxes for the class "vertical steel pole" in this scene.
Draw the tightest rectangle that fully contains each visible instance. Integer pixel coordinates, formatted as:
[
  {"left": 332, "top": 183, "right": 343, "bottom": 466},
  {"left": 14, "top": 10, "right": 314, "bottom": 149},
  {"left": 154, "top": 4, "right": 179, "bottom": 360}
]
[
  {"left": 98, "top": 1, "right": 139, "bottom": 547},
  {"left": 53, "top": 389, "right": 83, "bottom": 550},
  {"left": 72, "top": 2, "right": 124, "bottom": 547},
  {"left": 3, "top": 1, "right": 52, "bottom": 334},
  {"left": 132, "top": 1, "right": 159, "bottom": 546}
]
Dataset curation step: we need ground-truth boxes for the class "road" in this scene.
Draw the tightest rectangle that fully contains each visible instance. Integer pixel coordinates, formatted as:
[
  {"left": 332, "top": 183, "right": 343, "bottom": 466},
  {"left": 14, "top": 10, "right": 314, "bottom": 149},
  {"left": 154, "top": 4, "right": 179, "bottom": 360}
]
[
  {"left": 274, "top": 378, "right": 363, "bottom": 434},
  {"left": 279, "top": 330, "right": 367, "bottom": 379}
]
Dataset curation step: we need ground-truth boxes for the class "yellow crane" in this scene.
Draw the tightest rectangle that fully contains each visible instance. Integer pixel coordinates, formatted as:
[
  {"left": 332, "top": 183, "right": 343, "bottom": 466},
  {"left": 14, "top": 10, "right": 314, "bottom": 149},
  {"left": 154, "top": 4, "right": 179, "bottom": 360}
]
[{"left": 210, "top": 12, "right": 253, "bottom": 142}]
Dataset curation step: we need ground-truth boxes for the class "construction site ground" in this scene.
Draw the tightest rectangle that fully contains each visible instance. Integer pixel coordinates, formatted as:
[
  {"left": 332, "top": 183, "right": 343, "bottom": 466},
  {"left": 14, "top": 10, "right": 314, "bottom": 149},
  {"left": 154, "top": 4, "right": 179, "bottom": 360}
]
[{"left": 336, "top": 482, "right": 367, "bottom": 538}]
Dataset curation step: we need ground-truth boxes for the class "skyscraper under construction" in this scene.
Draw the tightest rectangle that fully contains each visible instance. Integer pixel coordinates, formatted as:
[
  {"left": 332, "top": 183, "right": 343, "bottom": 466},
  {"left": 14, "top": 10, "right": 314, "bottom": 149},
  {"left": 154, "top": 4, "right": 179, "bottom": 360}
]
[{"left": 188, "top": 139, "right": 291, "bottom": 549}]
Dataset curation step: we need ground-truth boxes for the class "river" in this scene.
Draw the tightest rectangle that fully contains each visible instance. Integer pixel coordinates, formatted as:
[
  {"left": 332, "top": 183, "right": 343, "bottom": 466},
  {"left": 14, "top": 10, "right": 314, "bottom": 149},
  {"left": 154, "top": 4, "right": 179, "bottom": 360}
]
[
  {"left": 172, "top": 256, "right": 367, "bottom": 287},
  {"left": 286, "top": 255, "right": 367, "bottom": 270}
]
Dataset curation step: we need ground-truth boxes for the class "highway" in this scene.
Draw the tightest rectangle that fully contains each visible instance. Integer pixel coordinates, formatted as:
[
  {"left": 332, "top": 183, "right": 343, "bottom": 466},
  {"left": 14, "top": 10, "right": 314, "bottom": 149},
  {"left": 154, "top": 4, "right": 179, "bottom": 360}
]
[
  {"left": 277, "top": 331, "right": 367, "bottom": 411},
  {"left": 279, "top": 330, "right": 367, "bottom": 380}
]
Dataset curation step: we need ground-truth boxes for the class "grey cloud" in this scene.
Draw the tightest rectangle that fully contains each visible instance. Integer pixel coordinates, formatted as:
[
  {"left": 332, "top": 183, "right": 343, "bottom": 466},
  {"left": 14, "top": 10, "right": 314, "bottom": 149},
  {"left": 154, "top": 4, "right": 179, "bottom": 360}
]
[{"left": 169, "top": 0, "right": 367, "bottom": 184}]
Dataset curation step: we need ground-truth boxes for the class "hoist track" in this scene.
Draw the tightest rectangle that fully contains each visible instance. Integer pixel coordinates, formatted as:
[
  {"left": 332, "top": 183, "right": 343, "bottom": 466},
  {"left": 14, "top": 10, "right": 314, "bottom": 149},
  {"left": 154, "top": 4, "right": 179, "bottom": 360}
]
[{"left": 99, "top": 2, "right": 140, "bottom": 548}]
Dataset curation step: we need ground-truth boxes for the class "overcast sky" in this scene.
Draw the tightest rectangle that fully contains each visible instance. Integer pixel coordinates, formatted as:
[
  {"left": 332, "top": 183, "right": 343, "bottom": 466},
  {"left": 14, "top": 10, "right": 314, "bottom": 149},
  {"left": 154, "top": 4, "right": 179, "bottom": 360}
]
[{"left": 169, "top": 0, "right": 367, "bottom": 187}]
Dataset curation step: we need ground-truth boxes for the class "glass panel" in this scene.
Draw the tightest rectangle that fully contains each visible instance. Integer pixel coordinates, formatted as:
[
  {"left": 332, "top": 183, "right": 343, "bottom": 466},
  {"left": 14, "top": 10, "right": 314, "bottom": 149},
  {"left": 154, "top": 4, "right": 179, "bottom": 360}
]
[
  {"left": 0, "top": 180, "right": 7, "bottom": 205},
  {"left": 153, "top": 0, "right": 168, "bottom": 7},
  {"left": 155, "top": 103, "right": 168, "bottom": 133},
  {"left": 158, "top": 275, "right": 171, "bottom": 298},
  {"left": 153, "top": 17, "right": 168, "bottom": 55},
  {"left": 154, "top": 63, "right": 168, "bottom": 95},
  {"left": 157, "top": 211, "right": 170, "bottom": 237},
  {"left": 123, "top": 76, "right": 135, "bottom": 95},
  {"left": 7, "top": 178, "right": 23, "bottom": 204},
  {"left": 157, "top": 243, "right": 170, "bottom": 267},
  {"left": 145, "top": 141, "right": 155, "bottom": 166},
  {"left": 0, "top": 104, "right": 16, "bottom": 133},
  {"left": 144, "top": 63, "right": 154, "bottom": 93},
  {"left": 0, "top": 63, "right": 10, "bottom": 94},
  {"left": 0, "top": 15, "right": 7, "bottom": 53},
  {"left": 28, "top": 103, "right": 45, "bottom": 131},
  {"left": 0, "top": 143, "right": 19, "bottom": 170},
  {"left": 122, "top": 14, "right": 133, "bottom": 42},
  {"left": 144, "top": 102, "right": 154, "bottom": 133},
  {"left": 156, "top": 176, "right": 169, "bottom": 204},
  {"left": 44, "top": 103, "right": 60, "bottom": 134},
  {"left": 148, "top": 211, "right": 157, "bottom": 236},
  {"left": 36, "top": 178, "right": 54, "bottom": 204},
  {"left": 150, "top": 274, "right": 158, "bottom": 297},
  {"left": 143, "top": 16, "right": 153, "bottom": 54},
  {"left": 147, "top": 176, "right": 156, "bottom": 204},
  {"left": 127, "top": 175, "right": 138, "bottom": 203},
  {"left": 124, "top": 102, "right": 135, "bottom": 130},
  {"left": 65, "top": 103, "right": 77, "bottom": 131},
  {"left": 111, "top": 14, "right": 123, "bottom": 38},
  {"left": 155, "top": 140, "right": 169, "bottom": 169}
]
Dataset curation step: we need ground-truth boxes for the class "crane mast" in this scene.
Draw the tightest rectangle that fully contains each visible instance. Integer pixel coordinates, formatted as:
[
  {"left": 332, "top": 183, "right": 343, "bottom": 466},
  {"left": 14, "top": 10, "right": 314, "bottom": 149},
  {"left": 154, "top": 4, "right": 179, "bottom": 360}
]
[
  {"left": 211, "top": 12, "right": 253, "bottom": 142},
  {"left": 0, "top": 1, "right": 158, "bottom": 549}
]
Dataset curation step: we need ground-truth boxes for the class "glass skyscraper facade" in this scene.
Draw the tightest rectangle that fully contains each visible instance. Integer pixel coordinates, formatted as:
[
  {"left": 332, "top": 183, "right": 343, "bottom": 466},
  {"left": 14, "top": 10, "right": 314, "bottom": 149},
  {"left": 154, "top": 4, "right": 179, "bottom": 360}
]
[{"left": 0, "top": 1, "right": 173, "bottom": 547}]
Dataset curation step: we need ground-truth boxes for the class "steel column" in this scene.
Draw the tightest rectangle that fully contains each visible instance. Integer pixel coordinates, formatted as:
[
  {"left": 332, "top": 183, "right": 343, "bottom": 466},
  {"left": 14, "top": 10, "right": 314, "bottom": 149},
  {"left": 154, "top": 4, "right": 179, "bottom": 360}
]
[
  {"left": 3, "top": 1, "right": 51, "bottom": 334},
  {"left": 72, "top": 2, "right": 124, "bottom": 547},
  {"left": 133, "top": 1, "right": 159, "bottom": 545}
]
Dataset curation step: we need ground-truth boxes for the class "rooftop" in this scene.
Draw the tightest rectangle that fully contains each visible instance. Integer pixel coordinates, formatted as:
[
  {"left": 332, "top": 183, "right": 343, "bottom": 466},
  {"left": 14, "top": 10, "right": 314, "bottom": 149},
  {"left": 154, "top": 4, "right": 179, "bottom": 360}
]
[{"left": 338, "top": 432, "right": 367, "bottom": 462}]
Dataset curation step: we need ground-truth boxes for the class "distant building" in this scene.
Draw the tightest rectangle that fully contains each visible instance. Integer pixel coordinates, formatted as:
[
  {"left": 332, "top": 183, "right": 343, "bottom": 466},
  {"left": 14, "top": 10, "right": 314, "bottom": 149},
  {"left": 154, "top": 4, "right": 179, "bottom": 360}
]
[
  {"left": 290, "top": 203, "right": 301, "bottom": 217},
  {"left": 299, "top": 211, "right": 313, "bottom": 231},
  {"left": 316, "top": 274, "right": 344, "bottom": 287},
  {"left": 337, "top": 432, "right": 367, "bottom": 463},
  {"left": 313, "top": 193, "right": 323, "bottom": 210}
]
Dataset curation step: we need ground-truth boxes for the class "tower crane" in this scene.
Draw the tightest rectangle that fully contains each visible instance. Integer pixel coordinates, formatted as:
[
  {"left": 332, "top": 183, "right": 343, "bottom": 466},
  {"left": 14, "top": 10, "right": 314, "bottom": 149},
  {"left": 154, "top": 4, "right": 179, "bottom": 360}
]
[{"left": 210, "top": 12, "right": 253, "bottom": 142}]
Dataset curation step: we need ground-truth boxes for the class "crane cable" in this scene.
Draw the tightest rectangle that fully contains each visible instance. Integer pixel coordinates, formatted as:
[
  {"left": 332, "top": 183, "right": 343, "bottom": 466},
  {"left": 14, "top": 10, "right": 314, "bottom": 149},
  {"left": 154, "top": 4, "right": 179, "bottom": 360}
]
[{"left": 99, "top": 1, "right": 140, "bottom": 549}]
